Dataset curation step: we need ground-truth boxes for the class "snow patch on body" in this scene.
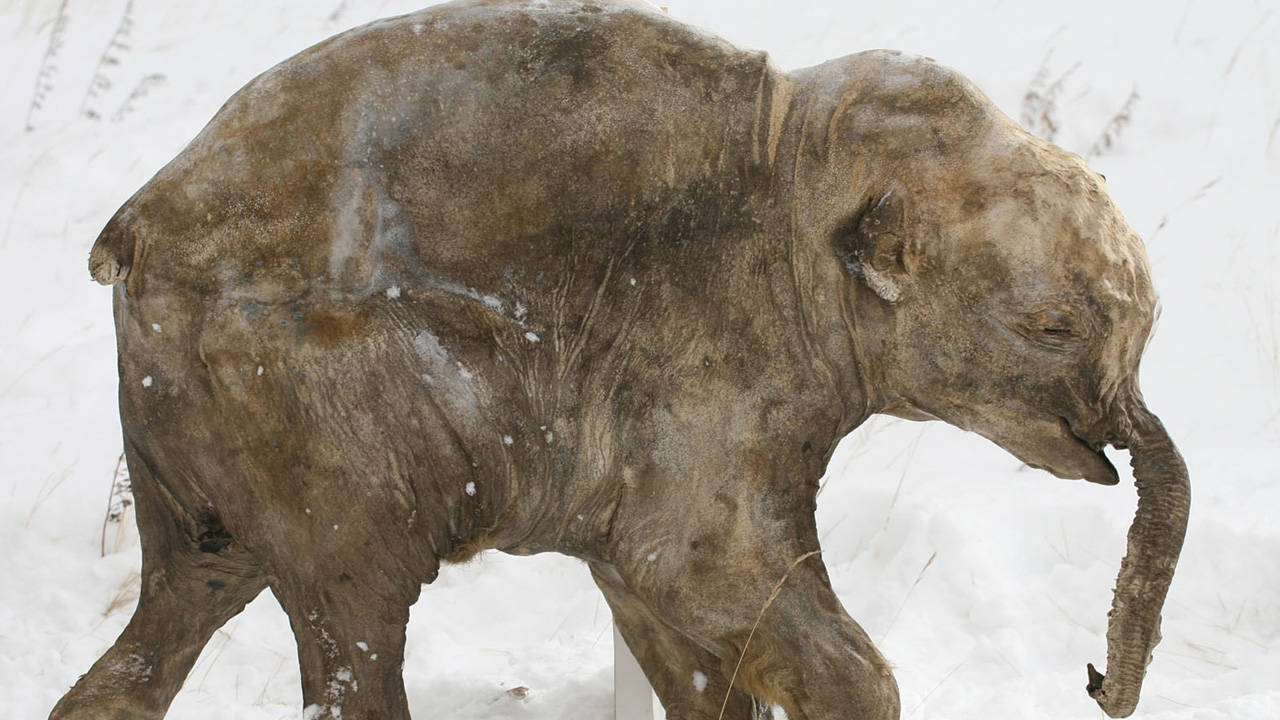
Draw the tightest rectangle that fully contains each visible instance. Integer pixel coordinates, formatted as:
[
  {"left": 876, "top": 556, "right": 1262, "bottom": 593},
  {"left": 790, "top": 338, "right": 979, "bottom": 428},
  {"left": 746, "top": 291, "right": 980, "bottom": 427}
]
[
  {"left": 412, "top": 328, "right": 484, "bottom": 415},
  {"left": 692, "top": 669, "right": 707, "bottom": 692},
  {"left": 412, "top": 330, "right": 449, "bottom": 367}
]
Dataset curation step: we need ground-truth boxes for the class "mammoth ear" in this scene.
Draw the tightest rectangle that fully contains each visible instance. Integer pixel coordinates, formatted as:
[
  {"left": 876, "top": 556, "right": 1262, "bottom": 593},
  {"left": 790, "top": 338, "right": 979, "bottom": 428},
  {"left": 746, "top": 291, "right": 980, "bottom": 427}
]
[{"left": 834, "top": 191, "right": 912, "bottom": 303}]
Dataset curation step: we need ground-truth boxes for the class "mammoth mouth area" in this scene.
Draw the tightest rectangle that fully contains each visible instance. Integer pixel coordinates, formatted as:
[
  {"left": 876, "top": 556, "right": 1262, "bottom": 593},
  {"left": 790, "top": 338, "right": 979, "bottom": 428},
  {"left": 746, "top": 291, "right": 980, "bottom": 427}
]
[
  {"left": 1027, "top": 445, "right": 1118, "bottom": 485},
  {"left": 1053, "top": 418, "right": 1121, "bottom": 486},
  {"left": 1003, "top": 416, "right": 1120, "bottom": 486}
]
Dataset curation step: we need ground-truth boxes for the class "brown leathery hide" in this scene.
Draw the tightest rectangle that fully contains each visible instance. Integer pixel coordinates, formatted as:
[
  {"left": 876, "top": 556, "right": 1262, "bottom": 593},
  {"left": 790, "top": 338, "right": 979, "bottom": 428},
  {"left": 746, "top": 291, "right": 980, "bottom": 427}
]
[{"left": 54, "top": 2, "right": 1187, "bottom": 719}]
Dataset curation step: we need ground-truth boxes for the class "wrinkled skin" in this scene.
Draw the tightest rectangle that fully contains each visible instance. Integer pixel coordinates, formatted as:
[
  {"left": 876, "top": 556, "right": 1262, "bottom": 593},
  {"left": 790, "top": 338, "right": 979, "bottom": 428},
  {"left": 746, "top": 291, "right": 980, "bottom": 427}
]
[{"left": 53, "top": 1, "right": 1188, "bottom": 719}]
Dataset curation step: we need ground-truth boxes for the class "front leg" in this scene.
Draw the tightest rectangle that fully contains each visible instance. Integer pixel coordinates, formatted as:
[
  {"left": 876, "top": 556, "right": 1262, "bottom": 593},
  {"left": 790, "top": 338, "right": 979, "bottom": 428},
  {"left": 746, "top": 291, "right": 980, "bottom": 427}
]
[
  {"left": 591, "top": 562, "right": 772, "bottom": 720},
  {"left": 602, "top": 449, "right": 900, "bottom": 720}
]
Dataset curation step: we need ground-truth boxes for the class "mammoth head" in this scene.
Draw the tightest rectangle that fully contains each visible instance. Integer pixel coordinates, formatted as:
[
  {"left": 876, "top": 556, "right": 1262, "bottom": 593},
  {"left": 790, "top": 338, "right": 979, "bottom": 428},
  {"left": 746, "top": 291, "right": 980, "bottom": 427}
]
[
  {"left": 839, "top": 137, "right": 1158, "bottom": 480},
  {"left": 828, "top": 104, "right": 1188, "bottom": 716},
  {"left": 839, "top": 140, "right": 1157, "bottom": 486}
]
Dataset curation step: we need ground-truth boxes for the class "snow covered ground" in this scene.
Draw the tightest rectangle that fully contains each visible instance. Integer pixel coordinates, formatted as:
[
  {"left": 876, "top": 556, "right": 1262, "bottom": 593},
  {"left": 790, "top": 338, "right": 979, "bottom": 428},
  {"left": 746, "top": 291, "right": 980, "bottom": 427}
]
[{"left": 2, "top": 0, "right": 1278, "bottom": 718}]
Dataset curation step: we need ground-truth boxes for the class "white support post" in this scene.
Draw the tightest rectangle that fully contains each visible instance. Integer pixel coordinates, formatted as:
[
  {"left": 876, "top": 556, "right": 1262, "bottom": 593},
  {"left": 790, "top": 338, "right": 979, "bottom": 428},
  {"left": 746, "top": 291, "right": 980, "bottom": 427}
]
[{"left": 614, "top": 624, "right": 656, "bottom": 720}]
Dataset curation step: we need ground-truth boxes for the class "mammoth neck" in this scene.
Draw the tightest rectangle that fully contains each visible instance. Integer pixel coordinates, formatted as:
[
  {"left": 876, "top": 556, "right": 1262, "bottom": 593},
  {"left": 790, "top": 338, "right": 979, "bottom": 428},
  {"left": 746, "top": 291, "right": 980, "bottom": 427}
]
[{"left": 750, "top": 88, "right": 901, "bottom": 441}]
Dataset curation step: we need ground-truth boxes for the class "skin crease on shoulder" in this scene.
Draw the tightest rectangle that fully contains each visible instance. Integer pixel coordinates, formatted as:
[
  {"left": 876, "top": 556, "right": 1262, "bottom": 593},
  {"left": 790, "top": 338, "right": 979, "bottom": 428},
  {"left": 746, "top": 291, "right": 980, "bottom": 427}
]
[{"left": 55, "top": 1, "right": 1189, "bottom": 719}]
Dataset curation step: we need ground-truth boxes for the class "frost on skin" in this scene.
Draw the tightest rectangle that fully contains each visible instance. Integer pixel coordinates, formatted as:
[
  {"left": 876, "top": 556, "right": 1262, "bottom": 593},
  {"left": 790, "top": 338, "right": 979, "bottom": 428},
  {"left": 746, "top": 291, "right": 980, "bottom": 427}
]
[
  {"left": 328, "top": 164, "right": 509, "bottom": 313},
  {"left": 116, "top": 654, "right": 153, "bottom": 683},
  {"left": 412, "top": 329, "right": 481, "bottom": 409},
  {"left": 692, "top": 669, "right": 707, "bottom": 693}
]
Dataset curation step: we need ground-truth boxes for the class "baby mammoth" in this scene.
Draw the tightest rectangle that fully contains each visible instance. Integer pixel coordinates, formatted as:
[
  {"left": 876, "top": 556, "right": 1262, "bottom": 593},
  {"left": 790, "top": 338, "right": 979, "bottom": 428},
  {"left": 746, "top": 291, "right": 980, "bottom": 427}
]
[{"left": 55, "top": 1, "right": 1187, "bottom": 719}]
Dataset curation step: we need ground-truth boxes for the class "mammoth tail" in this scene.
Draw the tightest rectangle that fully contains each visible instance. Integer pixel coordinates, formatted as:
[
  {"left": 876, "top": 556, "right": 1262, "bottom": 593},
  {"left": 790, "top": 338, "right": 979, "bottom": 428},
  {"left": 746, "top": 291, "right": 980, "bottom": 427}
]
[{"left": 88, "top": 205, "right": 137, "bottom": 285}]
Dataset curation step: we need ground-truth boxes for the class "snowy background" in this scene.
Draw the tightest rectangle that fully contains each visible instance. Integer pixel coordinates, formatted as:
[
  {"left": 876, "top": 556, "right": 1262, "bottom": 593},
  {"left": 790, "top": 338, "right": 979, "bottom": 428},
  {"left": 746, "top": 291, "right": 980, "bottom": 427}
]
[{"left": 2, "top": 0, "right": 1278, "bottom": 718}]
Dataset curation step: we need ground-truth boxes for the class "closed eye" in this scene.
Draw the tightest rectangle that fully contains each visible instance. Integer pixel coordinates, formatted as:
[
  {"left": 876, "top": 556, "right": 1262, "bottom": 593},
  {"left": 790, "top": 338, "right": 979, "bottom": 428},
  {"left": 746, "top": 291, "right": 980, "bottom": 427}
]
[{"left": 1021, "top": 307, "right": 1084, "bottom": 349}]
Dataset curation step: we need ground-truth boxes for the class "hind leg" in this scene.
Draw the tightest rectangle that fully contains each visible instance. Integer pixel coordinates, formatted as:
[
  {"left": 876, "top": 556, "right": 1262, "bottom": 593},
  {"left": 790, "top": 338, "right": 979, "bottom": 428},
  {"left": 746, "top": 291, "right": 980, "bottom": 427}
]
[
  {"left": 591, "top": 563, "right": 770, "bottom": 720},
  {"left": 226, "top": 468, "right": 434, "bottom": 720},
  {"left": 268, "top": 573, "right": 418, "bottom": 720},
  {"left": 250, "top": 507, "right": 427, "bottom": 720},
  {"left": 49, "top": 442, "right": 266, "bottom": 720}
]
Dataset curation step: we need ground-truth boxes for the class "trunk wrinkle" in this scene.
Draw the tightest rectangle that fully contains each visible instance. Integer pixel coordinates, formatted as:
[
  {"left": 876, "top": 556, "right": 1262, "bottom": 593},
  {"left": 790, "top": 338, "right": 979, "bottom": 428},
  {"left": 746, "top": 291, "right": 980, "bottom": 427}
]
[{"left": 1088, "top": 407, "right": 1189, "bottom": 718}]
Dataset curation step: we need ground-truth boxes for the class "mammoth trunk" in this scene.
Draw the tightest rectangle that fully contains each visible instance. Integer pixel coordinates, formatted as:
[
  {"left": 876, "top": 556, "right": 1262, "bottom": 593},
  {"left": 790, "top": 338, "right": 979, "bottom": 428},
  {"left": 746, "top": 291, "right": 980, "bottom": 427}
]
[{"left": 1088, "top": 406, "right": 1190, "bottom": 718}]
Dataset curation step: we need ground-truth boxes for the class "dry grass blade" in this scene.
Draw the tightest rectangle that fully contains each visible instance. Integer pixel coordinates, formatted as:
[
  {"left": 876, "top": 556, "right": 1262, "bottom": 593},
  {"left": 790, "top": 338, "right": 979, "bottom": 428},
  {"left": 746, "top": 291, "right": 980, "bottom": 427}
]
[
  {"left": 25, "top": 0, "right": 71, "bottom": 132},
  {"left": 1222, "top": 8, "right": 1274, "bottom": 77},
  {"left": 1019, "top": 53, "right": 1053, "bottom": 130},
  {"left": 81, "top": 0, "right": 136, "bottom": 120},
  {"left": 100, "top": 451, "right": 132, "bottom": 557},
  {"left": 1020, "top": 51, "right": 1080, "bottom": 142},
  {"left": 25, "top": 466, "right": 72, "bottom": 528},
  {"left": 1087, "top": 87, "right": 1140, "bottom": 160},
  {"left": 907, "top": 658, "right": 966, "bottom": 716},
  {"left": 880, "top": 551, "right": 936, "bottom": 643},
  {"left": 1148, "top": 177, "right": 1222, "bottom": 243},
  {"left": 103, "top": 571, "right": 140, "bottom": 617},
  {"left": 717, "top": 550, "right": 821, "bottom": 720},
  {"left": 112, "top": 73, "right": 166, "bottom": 123},
  {"left": 882, "top": 428, "right": 925, "bottom": 532},
  {"left": 253, "top": 655, "right": 288, "bottom": 706}
]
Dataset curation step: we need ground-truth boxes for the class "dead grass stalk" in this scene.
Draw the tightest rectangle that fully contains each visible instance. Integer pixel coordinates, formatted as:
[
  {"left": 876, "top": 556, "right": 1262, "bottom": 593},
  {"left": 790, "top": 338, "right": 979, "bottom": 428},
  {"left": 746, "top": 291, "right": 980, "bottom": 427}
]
[
  {"left": 1087, "top": 87, "right": 1140, "bottom": 160},
  {"left": 717, "top": 550, "right": 821, "bottom": 720},
  {"left": 80, "top": 0, "right": 136, "bottom": 120},
  {"left": 1020, "top": 52, "right": 1080, "bottom": 141},
  {"left": 25, "top": 0, "right": 71, "bottom": 132}
]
